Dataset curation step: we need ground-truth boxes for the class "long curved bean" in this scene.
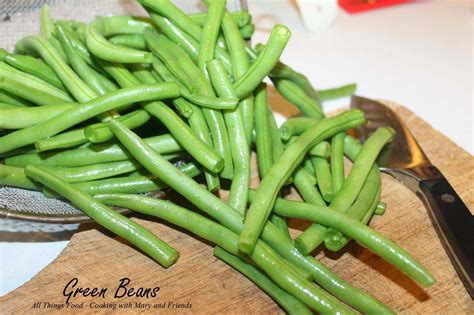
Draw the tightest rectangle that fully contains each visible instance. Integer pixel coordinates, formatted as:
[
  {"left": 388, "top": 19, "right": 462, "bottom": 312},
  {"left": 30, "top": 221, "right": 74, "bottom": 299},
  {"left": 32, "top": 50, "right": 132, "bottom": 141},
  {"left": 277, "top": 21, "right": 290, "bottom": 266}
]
[
  {"left": 273, "top": 79, "right": 324, "bottom": 119},
  {"left": 331, "top": 132, "right": 346, "bottom": 193},
  {"left": 0, "top": 90, "right": 34, "bottom": 107},
  {"left": 85, "top": 16, "right": 152, "bottom": 63},
  {"left": 239, "top": 109, "right": 366, "bottom": 255},
  {"left": 254, "top": 83, "right": 274, "bottom": 178},
  {"left": 318, "top": 83, "right": 357, "bottom": 101},
  {"left": 207, "top": 59, "right": 250, "bottom": 214},
  {"left": 233, "top": 25, "right": 290, "bottom": 99},
  {"left": 248, "top": 190, "right": 435, "bottom": 288},
  {"left": 95, "top": 193, "right": 354, "bottom": 314},
  {"left": 25, "top": 165, "right": 179, "bottom": 268},
  {"left": 0, "top": 84, "right": 180, "bottom": 153},
  {"left": 5, "top": 134, "right": 182, "bottom": 167},
  {"left": 279, "top": 117, "right": 320, "bottom": 141},
  {"left": 0, "top": 165, "right": 41, "bottom": 190},
  {"left": 109, "top": 34, "right": 147, "bottom": 50},
  {"left": 0, "top": 103, "right": 74, "bottom": 129}
]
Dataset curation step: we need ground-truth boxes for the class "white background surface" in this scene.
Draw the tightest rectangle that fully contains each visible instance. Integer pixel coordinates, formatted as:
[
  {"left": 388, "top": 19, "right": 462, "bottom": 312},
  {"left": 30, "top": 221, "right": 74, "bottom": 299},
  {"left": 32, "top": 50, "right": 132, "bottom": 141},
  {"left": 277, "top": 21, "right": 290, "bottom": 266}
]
[{"left": 1, "top": 0, "right": 473, "bottom": 297}]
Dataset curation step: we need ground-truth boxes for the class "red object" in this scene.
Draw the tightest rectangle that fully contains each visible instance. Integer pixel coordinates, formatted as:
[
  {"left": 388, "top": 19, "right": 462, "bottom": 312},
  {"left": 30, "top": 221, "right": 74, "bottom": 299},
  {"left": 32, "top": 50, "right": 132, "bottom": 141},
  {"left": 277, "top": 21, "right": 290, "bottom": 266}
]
[{"left": 338, "top": 0, "right": 413, "bottom": 14}]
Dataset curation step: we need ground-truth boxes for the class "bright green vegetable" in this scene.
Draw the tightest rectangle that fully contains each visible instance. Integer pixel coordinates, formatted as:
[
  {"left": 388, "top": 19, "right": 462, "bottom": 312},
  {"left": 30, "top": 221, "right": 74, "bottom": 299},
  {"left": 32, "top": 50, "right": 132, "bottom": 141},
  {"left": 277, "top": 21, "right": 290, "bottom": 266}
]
[
  {"left": 279, "top": 117, "right": 319, "bottom": 141},
  {"left": 25, "top": 165, "right": 179, "bottom": 268},
  {"left": 318, "top": 83, "right": 357, "bottom": 101},
  {"left": 312, "top": 157, "right": 334, "bottom": 202},
  {"left": 273, "top": 79, "right": 324, "bottom": 119},
  {"left": 0, "top": 103, "right": 74, "bottom": 129},
  {"left": 0, "top": 165, "right": 41, "bottom": 190}
]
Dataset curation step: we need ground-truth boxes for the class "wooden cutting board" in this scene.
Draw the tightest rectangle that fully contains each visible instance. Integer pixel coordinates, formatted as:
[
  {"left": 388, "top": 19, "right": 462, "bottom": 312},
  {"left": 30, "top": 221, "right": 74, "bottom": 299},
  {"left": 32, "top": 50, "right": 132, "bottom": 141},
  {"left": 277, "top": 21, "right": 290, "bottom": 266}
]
[{"left": 1, "top": 103, "right": 473, "bottom": 314}]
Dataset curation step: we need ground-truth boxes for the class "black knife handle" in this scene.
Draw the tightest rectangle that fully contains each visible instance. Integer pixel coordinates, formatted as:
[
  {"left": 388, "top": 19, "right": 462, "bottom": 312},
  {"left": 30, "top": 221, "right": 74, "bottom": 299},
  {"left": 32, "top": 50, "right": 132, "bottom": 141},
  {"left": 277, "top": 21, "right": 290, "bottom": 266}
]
[{"left": 419, "top": 172, "right": 474, "bottom": 299}]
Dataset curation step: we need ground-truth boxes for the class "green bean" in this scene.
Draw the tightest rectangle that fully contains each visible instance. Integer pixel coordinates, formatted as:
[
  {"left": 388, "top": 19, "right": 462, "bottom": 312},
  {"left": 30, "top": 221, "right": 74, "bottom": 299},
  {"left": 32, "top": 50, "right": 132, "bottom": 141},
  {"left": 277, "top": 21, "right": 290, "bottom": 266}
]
[
  {"left": 4, "top": 53, "right": 66, "bottom": 91},
  {"left": 35, "top": 129, "right": 92, "bottom": 152},
  {"left": 190, "top": 11, "right": 252, "bottom": 28},
  {"left": 0, "top": 61, "right": 73, "bottom": 104},
  {"left": 56, "top": 25, "right": 118, "bottom": 96},
  {"left": 0, "top": 75, "right": 68, "bottom": 106},
  {"left": 146, "top": 29, "right": 233, "bottom": 181},
  {"left": 0, "top": 165, "right": 41, "bottom": 190},
  {"left": 375, "top": 202, "right": 387, "bottom": 215},
  {"left": 73, "top": 162, "right": 200, "bottom": 195},
  {"left": 52, "top": 24, "right": 96, "bottom": 69},
  {"left": 39, "top": 4, "right": 67, "bottom": 61},
  {"left": 181, "top": 91, "right": 239, "bottom": 110},
  {"left": 0, "top": 90, "right": 34, "bottom": 107},
  {"left": 147, "top": 13, "right": 233, "bottom": 75},
  {"left": 239, "top": 23, "right": 255, "bottom": 39},
  {"left": 0, "top": 103, "right": 18, "bottom": 109},
  {"left": 85, "top": 16, "right": 152, "bottom": 63},
  {"left": 267, "top": 109, "right": 285, "bottom": 162},
  {"left": 0, "top": 84, "right": 180, "bottom": 154},
  {"left": 84, "top": 110, "right": 151, "bottom": 143},
  {"left": 248, "top": 190, "right": 435, "bottom": 288},
  {"left": 254, "top": 84, "right": 273, "bottom": 179},
  {"left": 41, "top": 160, "right": 142, "bottom": 183},
  {"left": 312, "top": 157, "right": 334, "bottom": 202},
  {"left": 234, "top": 25, "right": 291, "bottom": 99},
  {"left": 273, "top": 79, "right": 324, "bottom": 119},
  {"left": 145, "top": 31, "right": 197, "bottom": 93},
  {"left": 25, "top": 165, "right": 179, "bottom": 268},
  {"left": 308, "top": 141, "right": 330, "bottom": 159},
  {"left": 302, "top": 158, "right": 315, "bottom": 176},
  {"left": 270, "top": 215, "right": 291, "bottom": 241},
  {"left": 99, "top": 58, "right": 223, "bottom": 175},
  {"left": 15, "top": 35, "right": 97, "bottom": 103},
  {"left": 298, "top": 129, "right": 395, "bottom": 254},
  {"left": 279, "top": 117, "right": 319, "bottom": 141},
  {"left": 207, "top": 59, "right": 250, "bottom": 215},
  {"left": 239, "top": 109, "right": 365, "bottom": 255},
  {"left": 0, "top": 103, "right": 74, "bottom": 129},
  {"left": 318, "top": 83, "right": 357, "bottom": 101},
  {"left": 324, "top": 170, "right": 381, "bottom": 252},
  {"left": 99, "top": 101, "right": 389, "bottom": 312},
  {"left": 5, "top": 134, "right": 181, "bottom": 167},
  {"left": 198, "top": 0, "right": 226, "bottom": 77},
  {"left": 219, "top": 7, "right": 255, "bottom": 144},
  {"left": 95, "top": 193, "right": 354, "bottom": 314},
  {"left": 213, "top": 247, "right": 312, "bottom": 315},
  {"left": 331, "top": 133, "right": 345, "bottom": 193},
  {"left": 109, "top": 34, "right": 147, "bottom": 50}
]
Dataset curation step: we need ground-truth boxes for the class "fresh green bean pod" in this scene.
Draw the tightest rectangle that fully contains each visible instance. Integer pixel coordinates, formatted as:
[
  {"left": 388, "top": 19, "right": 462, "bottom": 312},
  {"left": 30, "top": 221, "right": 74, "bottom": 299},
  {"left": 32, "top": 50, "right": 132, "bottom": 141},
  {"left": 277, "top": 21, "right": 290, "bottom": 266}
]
[
  {"left": 279, "top": 117, "right": 319, "bottom": 141},
  {"left": 273, "top": 79, "right": 324, "bottom": 119},
  {"left": 375, "top": 202, "right": 387, "bottom": 215},
  {"left": 318, "top": 83, "right": 357, "bottom": 101},
  {"left": 239, "top": 109, "right": 365, "bottom": 255},
  {"left": 207, "top": 59, "right": 250, "bottom": 215},
  {"left": 109, "top": 34, "right": 147, "bottom": 50},
  {"left": 213, "top": 247, "right": 312, "bottom": 315},
  {"left": 25, "top": 165, "right": 179, "bottom": 268},
  {"left": 198, "top": 0, "right": 226, "bottom": 77},
  {"left": 190, "top": 11, "right": 252, "bottom": 28},
  {"left": 0, "top": 103, "right": 18, "bottom": 109},
  {"left": 248, "top": 190, "right": 435, "bottom": 288},
  {"left": 95, "top": 193, "right": 354, "bottom": 314},
  {"left": 4, "top": 53, "right": 66, "bottom": 91},
  {"left": 42, "top": 160, "right": 143, "bottom": 183},
  {"left": 0, "top": 84, "right": 180, "bottom": 154},
  {"left": 85, "top": 16, "right": 153, "bottom": 63},
  {"left": 181, "top": 91, "right": 239, "bottom": 110},
  {"left": 39, "top": 4, "right": 67, "bottom": 61},
  {"left": 270, "top": 215, "right": 292, "bottom": 241},
  {"left": 234, "top": 25, "right": 291, "bottom": 99},
  {"left": 0, "top": 103, "right": 74, "bottom": 129},
  {"left": 308, "top": 141, "right": 330, "bottom": 159},
  {"left": 331, "top": 132, "right": 346, "bottom": 193},
  {"left": 0, "top": 90, "right": 34, "bottom": 107},
  {"left": 35, "top": 129, "right": 91, "bottom": 152},
  {"left": 267, "top": 109, "right": 285, "bottom": 162},
  {"left": 0, "top": 61, "right": 73, "bottom": 104},
  {"left": 254, "top": 84, "right": 274, "bottom": 179},
  {"left": 239, "top": 23, "right": 255, "bottom": 39},
  {"left": 312, "top": 157, "right": 334, "bottom": 202},
  {"left": 0, "top": 165, "right": 41, "bottom": 190},
  {"left": 73, "top": 162, "right": 200, "bottom": 195},
  {"left": 84, "top": 110, "right": 151, "bottom": 143},
  {"left": 5, "top": 134, "right": 182, "bottom": 167}
]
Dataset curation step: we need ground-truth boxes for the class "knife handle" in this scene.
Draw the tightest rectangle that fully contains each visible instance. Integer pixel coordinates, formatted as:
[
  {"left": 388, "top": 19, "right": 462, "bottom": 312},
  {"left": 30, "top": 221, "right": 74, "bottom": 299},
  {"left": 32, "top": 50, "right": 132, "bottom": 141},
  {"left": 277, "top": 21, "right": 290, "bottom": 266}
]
[{"left": 419, "top": 171, "right": 474, "bottom": 299}]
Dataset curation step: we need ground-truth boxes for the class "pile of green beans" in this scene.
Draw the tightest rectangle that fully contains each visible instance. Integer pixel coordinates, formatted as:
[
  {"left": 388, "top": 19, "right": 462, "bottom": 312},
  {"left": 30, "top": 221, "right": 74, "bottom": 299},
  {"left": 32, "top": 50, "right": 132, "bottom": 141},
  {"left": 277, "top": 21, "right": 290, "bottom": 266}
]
[{"left": 0, "top": 1, "right": 435, "bottom": 313}]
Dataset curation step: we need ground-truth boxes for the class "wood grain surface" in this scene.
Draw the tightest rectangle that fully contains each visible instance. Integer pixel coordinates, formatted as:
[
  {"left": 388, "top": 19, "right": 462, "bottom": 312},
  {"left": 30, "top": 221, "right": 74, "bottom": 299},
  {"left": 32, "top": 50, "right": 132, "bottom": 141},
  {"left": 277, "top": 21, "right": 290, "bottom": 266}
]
[{"left": 1, "top": 103, "right": 473, "bottom": 314}]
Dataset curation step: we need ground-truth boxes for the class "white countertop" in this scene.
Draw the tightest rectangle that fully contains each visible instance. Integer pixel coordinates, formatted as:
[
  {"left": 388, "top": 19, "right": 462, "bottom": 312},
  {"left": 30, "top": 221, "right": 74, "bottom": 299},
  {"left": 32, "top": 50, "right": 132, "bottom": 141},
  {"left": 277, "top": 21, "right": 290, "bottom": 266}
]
[
  {"left": 250, "top": 0, "right": 473, "bottom": 154},
  {"left": 1, "top": 0, "right": 472, "bottom": 298}
]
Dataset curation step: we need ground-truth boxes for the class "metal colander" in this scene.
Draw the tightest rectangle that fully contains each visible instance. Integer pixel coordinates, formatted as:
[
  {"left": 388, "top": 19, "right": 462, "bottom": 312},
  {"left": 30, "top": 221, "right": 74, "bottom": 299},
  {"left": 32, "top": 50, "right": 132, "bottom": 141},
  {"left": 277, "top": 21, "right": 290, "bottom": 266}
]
[{"left": 0, "top": 0, "right": 247, "bottom": 225}]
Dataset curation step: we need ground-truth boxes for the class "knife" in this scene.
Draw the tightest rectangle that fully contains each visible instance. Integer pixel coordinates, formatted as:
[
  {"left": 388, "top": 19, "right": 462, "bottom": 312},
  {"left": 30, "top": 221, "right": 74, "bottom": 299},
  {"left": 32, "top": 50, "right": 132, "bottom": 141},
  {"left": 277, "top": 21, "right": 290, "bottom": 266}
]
[{"left": 350, "top": 95, "right": 474, "bottom": 298}]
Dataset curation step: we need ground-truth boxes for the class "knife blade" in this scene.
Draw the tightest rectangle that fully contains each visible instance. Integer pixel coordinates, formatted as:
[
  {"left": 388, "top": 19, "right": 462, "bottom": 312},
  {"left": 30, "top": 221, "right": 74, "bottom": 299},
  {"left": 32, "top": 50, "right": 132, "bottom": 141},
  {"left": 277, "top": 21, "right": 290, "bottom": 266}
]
[{"left": 350, "top": 95, "right": 474, "bottom": 299}]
